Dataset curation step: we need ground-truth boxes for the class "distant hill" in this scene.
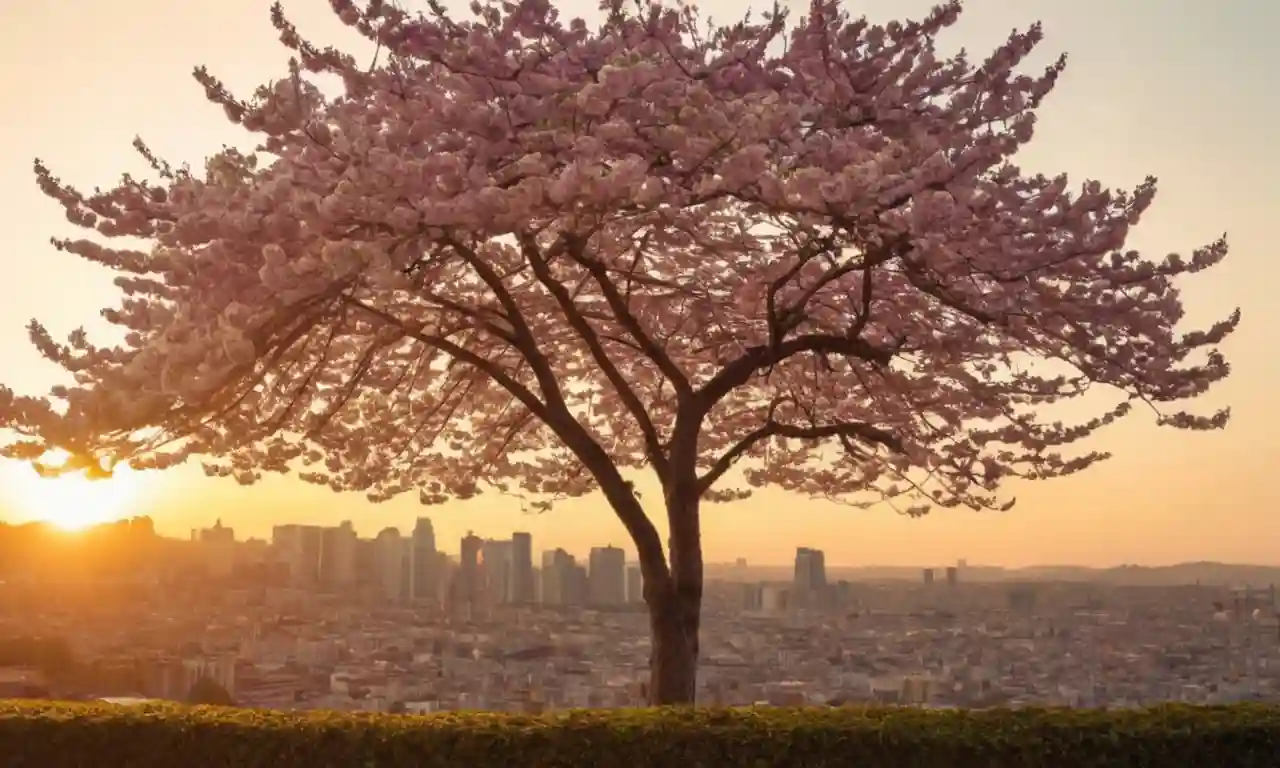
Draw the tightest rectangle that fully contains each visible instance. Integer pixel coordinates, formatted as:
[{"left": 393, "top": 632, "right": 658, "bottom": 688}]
[{"left": 707, "top": 561, "right": 1280, "bottom": 587}]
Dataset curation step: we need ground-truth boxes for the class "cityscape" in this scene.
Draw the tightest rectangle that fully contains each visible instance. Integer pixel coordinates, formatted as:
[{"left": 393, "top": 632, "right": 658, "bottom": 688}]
[
  {"left": 4, "top": 516, "right": 1280, "bottom": 714},
  {"left": 0, "top": 0, "right": 1274, "bottom": 762}
]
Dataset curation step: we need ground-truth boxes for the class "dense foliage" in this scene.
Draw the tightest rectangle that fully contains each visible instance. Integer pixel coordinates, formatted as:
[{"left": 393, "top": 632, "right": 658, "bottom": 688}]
[
  {"left": 2, "top": 701, "right": 1280, "bottom": 767},
  {"left": 2, "top": 0, "right": 1236, "bottom": 523}
]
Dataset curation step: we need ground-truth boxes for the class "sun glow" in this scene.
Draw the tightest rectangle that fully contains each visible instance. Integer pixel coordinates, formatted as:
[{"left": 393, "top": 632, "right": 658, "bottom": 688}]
[{"left": 0, "top": 452, "right": 143, "bottom": 531}]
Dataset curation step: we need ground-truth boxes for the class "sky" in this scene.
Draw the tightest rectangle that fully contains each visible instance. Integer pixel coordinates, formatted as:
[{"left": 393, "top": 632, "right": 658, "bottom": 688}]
[{"left": 0, "top": 0, "right": 1275, "bottom": 567}]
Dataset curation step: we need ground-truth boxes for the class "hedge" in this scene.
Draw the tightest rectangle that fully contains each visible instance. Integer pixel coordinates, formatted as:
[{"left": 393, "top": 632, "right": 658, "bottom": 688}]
[{"left": 3, "top": 700, "right": 1280, "bottom": 767}]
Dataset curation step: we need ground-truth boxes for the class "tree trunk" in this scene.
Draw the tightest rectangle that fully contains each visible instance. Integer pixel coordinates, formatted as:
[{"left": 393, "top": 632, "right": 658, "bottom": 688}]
[
  {"left": 645, "top": 477, "right": 704, "bottom": 706},
  {"left": 647, "top": 579, "right": 700, "bottom": 705}
]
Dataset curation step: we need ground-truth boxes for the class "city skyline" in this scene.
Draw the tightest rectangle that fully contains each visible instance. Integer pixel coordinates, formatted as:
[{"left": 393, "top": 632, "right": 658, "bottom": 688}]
[
  {"left": 245, "top": 517, "right": 642, "bottom": 609},
  {"left": 12, "top": 510, "right": 1276, "bottom": 715},
  {"left": 0, "top": 0, "right": 1276, "bottom": 569},
  {"left": 11, "top": 512, "right": 1280, "bottom": 575}
]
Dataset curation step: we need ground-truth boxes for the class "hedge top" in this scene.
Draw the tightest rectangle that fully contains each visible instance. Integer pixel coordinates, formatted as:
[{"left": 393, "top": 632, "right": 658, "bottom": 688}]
[{"left": 3, "top": 700, "right": 1280, "bottom": 768}]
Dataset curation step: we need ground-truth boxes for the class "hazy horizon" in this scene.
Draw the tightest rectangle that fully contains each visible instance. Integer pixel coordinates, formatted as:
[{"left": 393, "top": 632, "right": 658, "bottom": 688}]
[
  {"left": 1, "top": 0, "right": 1276, "bottom": 568},
  {"left": 6, "top": 514, "right": 1280, "bottom": 572}
]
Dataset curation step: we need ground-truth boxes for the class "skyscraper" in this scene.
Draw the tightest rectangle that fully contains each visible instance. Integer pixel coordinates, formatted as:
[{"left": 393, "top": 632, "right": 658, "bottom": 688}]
[
  {"left": 410, "top": 517, "right": 437, "bottom": 603},
  {"left": 197, "top": 520, "right": 236, "bottom": 579},
  {"left": 458, "top": 532, "right": 484, "bottom": 610},
  {"left": 428, "top": 550, "right": 452, "bottom": 606},
  {"left": 626, "top": 565, "right": 644, "bottom": 604},
  {"left": 540, "top": 549, "right": 575, "bottom": 606},
  {"left": 567, "top": 563, "right": 589, "bottom": 606},
  {"left": 793, "top": 547, "right": 827, "bottom": 608},
  {"left": 354, "top": 537, "right": 377, "bottom": 587},
  {"left": 511, "top": 532, "right": 534, "bottom": 604},
  {"left": 319, "top": 521, "right": 357, "bottom": 588},
  {"left": 481, "top": 538, "right": 515, "bottom": 605},
  {"left": 273, "top": 524, "right": 324, "bottom": 587},
  {"left": 373, "top": 527, "right": 407, "bottom": 602},
  {"left": 588, "top": 545, "right": 627, "bottom": 606}
]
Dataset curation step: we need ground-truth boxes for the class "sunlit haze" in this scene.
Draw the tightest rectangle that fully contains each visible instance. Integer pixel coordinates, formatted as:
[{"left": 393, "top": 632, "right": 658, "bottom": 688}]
[
  {"left": 0, "top": 0, "right": 1275, "bottom": 566},
  {"left": 0, "top": 450, "right": 143, "bottom": 531}
]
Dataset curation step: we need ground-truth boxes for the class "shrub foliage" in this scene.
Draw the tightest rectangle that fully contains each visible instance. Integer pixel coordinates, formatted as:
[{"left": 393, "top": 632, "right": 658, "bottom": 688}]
[{"left": 2, "top": 701, "right": 1280, "bottom": 767}]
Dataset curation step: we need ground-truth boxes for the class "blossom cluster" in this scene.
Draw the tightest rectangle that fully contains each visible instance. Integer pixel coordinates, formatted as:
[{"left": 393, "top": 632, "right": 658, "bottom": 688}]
[{"left": 0, "top": 0, "right": 1235, "bottom": 518}]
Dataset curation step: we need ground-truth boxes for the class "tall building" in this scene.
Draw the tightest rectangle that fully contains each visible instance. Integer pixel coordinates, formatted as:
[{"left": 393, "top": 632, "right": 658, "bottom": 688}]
[
  {"left": 458, "top": 532, "right": 484, "bottom": 609},
  {"left": 319, "top": 521, "right": 358, "bottom": 588},
  {"left": 298, "top": 525, "right": 324, "bottom": 586},
  {"left": 373, "top": 527, "right": 408, "bottom": 602},
  {"left": 588, "top": 545, "right": 627, "bottom": 606},
  {"left": 923, "top": 568, "right": 935, "bottom": 585},
  {"left": 793, "top": 547, "right": 827, "bottom": 608},
  {"left": 760, "top": 584, "right": 788, "bottom": 613},
  {"left": 481, "top": 538, "right": 515, "bottom": 605},
  {"left": 272, "top": 525, "right": 299, "bottom": 580},
  {"left": 626, "top": 565, "right": 644, "bottom": 604},
  {"left": 410, "top": 518, "right": 437, "bottom": 603},
  {"left": 354, "top": 537, "right": 377, "bottom": 587},
  {"left": 511, "top": 532, "right": 535, "bottom": 604},
  {"left": 427, "top": 550, "right": 453, "bottom": 606},
  {"left": 567, "top": 563, "right": 589, "bottom": 606},
  {"left": 273, "top": 524, "right": 324, "bottom": 587},
  {"left": 945, "top": 566, "right": 959, "bottom": 587},
  {"left": 540, "top": 549, "right": 575, "bottom": 606},
  {"left": 197, "top": 519, "right": 236, "bottom": 579}
]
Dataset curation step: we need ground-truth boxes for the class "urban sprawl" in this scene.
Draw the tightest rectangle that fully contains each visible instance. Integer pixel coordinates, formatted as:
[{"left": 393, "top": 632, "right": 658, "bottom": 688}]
[{"left": 1, "top": 517, "right": 1278, "bottom": 712}]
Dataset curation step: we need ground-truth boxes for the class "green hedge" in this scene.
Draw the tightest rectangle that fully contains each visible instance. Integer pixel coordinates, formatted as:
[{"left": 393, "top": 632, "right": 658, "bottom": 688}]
[{"left": 3, "top": 700, "right": 1280, "bottom": 767}]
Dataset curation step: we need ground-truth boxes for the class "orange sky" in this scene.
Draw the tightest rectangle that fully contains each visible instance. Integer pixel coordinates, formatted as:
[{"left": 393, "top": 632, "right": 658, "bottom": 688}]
[{"left": 0, "top": 0, "right": 1275, "bottom": 566}]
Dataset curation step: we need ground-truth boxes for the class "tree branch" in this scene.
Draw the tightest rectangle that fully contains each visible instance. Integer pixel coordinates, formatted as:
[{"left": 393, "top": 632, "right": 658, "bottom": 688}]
[
  {"left": 518, "top": 231, "right": 670, "bottom": 482},
  {"left": 697, "top": 332, "right": 893, "bottom": 409},
  {"left": 343, "top": 292, "right": 671, "bottom": 576},
  {"left": 697, "top": 407, "right": 905, "bottom": 495},
  {"left": 441, "top": 233, "right": 575, "bottom": 415},
  {"left": 764, "top": 231, "right": 838, "bottom": 351},
  {"left": 340, "top": 295, "right": 552, "bottom": 421},
  {"left": 562, "top": 232, "right": 693, "bottom": 397}
]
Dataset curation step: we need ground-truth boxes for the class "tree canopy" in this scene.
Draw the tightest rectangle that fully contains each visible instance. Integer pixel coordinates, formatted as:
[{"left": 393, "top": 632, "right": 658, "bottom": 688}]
[
  {"left": 0, "top": 0, "right": 1234, "bottom": 537},
  {"left": 0, "top": 0, "right": 1238, "bottom": 707}
]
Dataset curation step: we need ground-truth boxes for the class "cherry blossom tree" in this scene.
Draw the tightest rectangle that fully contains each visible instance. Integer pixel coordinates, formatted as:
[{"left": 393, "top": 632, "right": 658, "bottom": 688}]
[{"left": 0, "top": 0, "right": 1237, "bottom": 705}]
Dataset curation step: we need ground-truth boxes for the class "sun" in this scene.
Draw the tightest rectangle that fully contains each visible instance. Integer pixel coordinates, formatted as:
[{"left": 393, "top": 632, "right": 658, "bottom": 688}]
[{"left": 0, "top": 452, "right": 143, "bottom": 531}]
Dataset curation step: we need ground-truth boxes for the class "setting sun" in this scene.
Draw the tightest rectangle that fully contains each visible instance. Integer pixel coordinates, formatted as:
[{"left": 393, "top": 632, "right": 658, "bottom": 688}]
[{"left": 0, "top": 454, "right": 143, "bottom": 530}]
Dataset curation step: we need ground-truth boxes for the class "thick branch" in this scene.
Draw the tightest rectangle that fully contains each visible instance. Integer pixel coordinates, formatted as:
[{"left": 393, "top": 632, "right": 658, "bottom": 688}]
[
  {"left": 519, "top": 232, "right": 670, "bottom": 482},
  {"left": 697, "top": 333, "right": 893, "bottom": 409},
  {"left": 344, "top": 293, "right": 671, "bottom": 574},
  {"left": 695, "top": 237, "right": 906, "bottom": 413},
  {"left": 764, "top": 232, "right": 838, "bottom": 348},
  {"left": 563, "top": 232, "right": 693, "bottom": 397},
  {"left": 442, "top": 235, "right": 575, "bottom": 415},
  {"left": 765, "top": 235, "right": 908, "bottom": 358},
  {"left": 697, "top": 414, "right": 905, "bottom": 495},
  {"left": 900, "top": 257, "right": 1000, "bottom": 324},
  {"left": 341, "top": 295, "right": 552, "bottom": 421}
]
